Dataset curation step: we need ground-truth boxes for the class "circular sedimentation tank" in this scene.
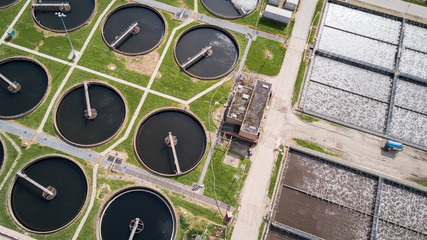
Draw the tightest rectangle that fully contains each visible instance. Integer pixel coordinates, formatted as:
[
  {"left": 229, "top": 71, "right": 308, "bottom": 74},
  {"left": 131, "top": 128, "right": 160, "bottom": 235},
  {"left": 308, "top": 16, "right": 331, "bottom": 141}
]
[
  {"left": 98, "top": 186, "right": 176, "bottom": 240},
  {"left": 102, "top": 3, "right": 166, "bottom": 55},
  {"left": 200, "top": 0, "right": 259, "bottom": 19},
  {"left": 9, "top": 155, "right": 88, "bottom": 233},
  {"left": 31, "top": 0, "right": 96, "bottom": 32},
  {"left": 134, "top": 108, "right": 207, "bottom": 176},
  {"left": 174, "top": 25, "right": 239, "bottom": 80},
  {"left": 54, "top": 81, "right": 127, "bottom": 147},
  {"left": 0, "top": 0, "right": 19, "bottom": 9},
  {"left": 0, "top": 57, "right": 49, "bottom": 119}
]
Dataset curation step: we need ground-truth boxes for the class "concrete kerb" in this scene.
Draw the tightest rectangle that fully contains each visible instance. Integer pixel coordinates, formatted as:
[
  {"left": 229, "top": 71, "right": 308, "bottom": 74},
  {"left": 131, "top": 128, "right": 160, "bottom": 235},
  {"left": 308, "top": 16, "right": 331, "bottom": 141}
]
[
  {"left": 0, "top": 56, "right": 52, "bottom": 120},
  {"left": 51, "top": 80, "right": 129, "bottom": 148},
  {"left": 6, "top": 154, "right": 90, "bottom": 235},
  {"left": 288, "top": 144, "right": 427, "bottom": 194}
]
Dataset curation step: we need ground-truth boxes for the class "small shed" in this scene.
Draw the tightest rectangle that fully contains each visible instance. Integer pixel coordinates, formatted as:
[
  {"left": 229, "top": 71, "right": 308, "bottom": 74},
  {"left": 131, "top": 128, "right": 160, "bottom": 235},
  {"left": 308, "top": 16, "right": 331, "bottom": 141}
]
[
  {"left": 263, "top": 5, "right": 292, "bottom": 25},
  {"left": 284, "top": 0, "right": 299, "bottom": 11},
  {"left": 267, "top": 0, "right": 280, "bottom": 7}
]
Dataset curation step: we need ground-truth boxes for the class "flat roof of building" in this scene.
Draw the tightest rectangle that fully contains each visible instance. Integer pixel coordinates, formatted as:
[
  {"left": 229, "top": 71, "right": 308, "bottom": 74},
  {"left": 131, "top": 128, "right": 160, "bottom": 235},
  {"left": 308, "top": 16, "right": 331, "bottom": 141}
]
[
  {"left": 240, "top": 80, "right": 272, "bottom": 135},
  {"left": 227, "top": 84, "right": 254, "bottom": 123}
]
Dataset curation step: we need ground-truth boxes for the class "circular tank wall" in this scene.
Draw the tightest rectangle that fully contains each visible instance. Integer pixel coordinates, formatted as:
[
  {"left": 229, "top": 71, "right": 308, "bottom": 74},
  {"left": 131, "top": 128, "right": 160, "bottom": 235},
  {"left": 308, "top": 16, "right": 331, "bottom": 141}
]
[
  {"left": 102, "top": 3, "right": 166, "bottom": 55},
  {"left": 174, "top": 25, "right": 239, "bottom": 80},
  {"left": 0, "top": 57, "right": 50, "bottom": 119},
  {"left": 134, "top": 108, "right": 207, "bottom": 176},
  {"left": 54, "top": 81, "right": 127, "bottom": 147},
  {"left": 9, "top": 155, "right": 88, "bottom": 233},
  {"left": 98, "top": 186, "right": 176, "bottom": 240}
]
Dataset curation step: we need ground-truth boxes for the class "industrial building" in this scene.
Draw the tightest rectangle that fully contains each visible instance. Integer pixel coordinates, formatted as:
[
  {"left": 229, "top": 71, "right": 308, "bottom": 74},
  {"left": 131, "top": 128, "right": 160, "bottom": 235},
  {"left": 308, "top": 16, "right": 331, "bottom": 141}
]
[{"left": 222, "top": 78, "right": 272, "bottom": 143}]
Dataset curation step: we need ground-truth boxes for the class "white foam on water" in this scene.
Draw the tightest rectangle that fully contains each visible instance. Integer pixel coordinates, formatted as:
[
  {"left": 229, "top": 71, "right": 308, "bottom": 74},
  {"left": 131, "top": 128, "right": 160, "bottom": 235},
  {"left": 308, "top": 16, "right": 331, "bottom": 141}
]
[
  {"left": 291, "top": 152, "right": 377, "bottom": 213},
  {"left": 303, "top": 82, "right": 388, "bottom": 132},
  {"left": 394, "top": 79, "right": 427, "bottom": 114},
  {"left": 318, "top": 27, "right": 397, "bottom": 69},
  {"left": 389, "top": 107, "right": 427, "bottom": 147},
  {"left": 379, "top": 182, "right": 427, "bottom": 233},
  {"left": 311, "top": 56, "right": 392, "bottom": 102},
  {"left": 376, "top": 220, "right": 425, "bottom": 240},
  {"left": 403, "top": 23, "right": 427, "bottom": 53},
  {"left": 399, "top": 49, "right": 427, "bottom": 80},
  {"left": 325, "top": 3, "right": 401, "bottom": 44}
]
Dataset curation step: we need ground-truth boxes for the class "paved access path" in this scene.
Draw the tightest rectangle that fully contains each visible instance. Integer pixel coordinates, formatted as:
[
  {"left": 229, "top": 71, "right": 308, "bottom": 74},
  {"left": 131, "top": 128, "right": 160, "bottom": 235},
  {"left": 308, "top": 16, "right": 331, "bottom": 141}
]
[
  {"left": 231, "top": 0, "right": 319, "bottom": 239},
  {"left": 232, "top": 0, "right": 427, "bottom": 239},
  {"left": 0, "top": 120, "right": 233, "bottom": 212}
]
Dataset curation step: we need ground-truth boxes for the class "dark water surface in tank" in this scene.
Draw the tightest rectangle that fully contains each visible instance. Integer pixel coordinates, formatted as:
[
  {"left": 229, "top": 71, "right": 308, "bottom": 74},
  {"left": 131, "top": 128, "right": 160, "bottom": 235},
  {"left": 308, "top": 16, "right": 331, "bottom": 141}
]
[
  {"left": 33, "top": 0, "right": 95, "bottom": 31},
  {"left": 201, "top": 0, "right": 258, "bottom": 18},
  {"left": 55, "top": 83, "right": 126, "bottom": 146},
  {"left": 11, "top": 156, "right": 87, "bottom": 232},
  {"left": 201, "top": 0, "right": 240, "bottom": 18},
  {"left": 175, "top": 26, "right": 239, "bottom": 79},
  {"left": 0, "top": 139, "right": 4, "bottom": 170},
  {"left": 100, "top": 188, "right": 175, "bottom": 240},
  {"left": 0, "top": 0, "right": 19, "bottom": 8},
  {"left": 103, "top": 4, "right": 165, "bottom": 55},
  {"left": 135, "top": 110, "right": 206, "bottom": 175},
  {"left": 0, "top": 58, "right": 49, "bottom": 119}
]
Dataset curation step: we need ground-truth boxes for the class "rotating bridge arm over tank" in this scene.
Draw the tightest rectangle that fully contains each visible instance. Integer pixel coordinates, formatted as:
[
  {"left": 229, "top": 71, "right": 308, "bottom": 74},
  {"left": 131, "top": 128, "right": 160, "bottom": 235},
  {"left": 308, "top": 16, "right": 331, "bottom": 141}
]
[
  {"left": 110, "top": 21, "right": 140, "bottom": 49},
  {"left": 83, "top": 81, "right": 97, "bottom": 120},
  {"left": 230, "top": 0, "right": 247, "bottom": 16},
  {"left": 32, "top": 2, "right": 71, "bottom": 12},
  {"left": 165, "top": 132, "right": 182, "bottom": 174},
  {"left": 16, "top": 171, "right": 57, "bottom": 200},
  {"left": 0, "top": 73, "right": 21, "bottom": 93},
  {"left": 180, "top": 45, "right": 213, "bottom": 69}
]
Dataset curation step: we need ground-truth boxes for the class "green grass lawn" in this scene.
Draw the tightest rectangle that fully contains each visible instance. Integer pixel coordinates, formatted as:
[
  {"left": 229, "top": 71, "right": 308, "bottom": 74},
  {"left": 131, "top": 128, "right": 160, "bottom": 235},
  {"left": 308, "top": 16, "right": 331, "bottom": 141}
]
[
  {"left": 403, "top": 0, "right": 427, "bottom": 7},
  {"left": 245, "top": 36, "right": 286, "bottom": 76},
  {"left": 267, "top": 146, "right": 284, "bottom": 198},
  {"left": 0, "top": 0, "right": 26, "bottom": 34},
  {"left": 203, "top": 147, "right": 251, "bottom": 207},
  {"left": 297, "top": 114, "right": 319, "bottom": 123},
  {"left": 291, "top": 58, "right": 306, "bottom": 106},
  {"left": 78, "top": 7, "right": 181, "bottom": 88},
  {"left": 0, "top": 44, "right": 71, "bottom": 130},
  {"left": 292, "top": 138, "right": 339, "bottom": 157}
]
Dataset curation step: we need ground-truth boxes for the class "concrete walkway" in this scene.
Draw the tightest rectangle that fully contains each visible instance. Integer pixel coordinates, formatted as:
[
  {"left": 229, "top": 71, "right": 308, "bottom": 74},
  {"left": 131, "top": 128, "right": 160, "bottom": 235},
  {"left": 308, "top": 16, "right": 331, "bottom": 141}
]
[
  {"left": 0, "top": 225, "right": 37, "bottom": 240},
  {"left": 0, "top": 120, "right": 233, "bottom": 212},
  {"left": 231, "top": 0, "right": 319, "bottom": 239},
  {"left": 233, "top": 0, "right": 427, "bottom": 239},
  {"left": 134, "top": 0, "right": 285, "bottom": 43}
]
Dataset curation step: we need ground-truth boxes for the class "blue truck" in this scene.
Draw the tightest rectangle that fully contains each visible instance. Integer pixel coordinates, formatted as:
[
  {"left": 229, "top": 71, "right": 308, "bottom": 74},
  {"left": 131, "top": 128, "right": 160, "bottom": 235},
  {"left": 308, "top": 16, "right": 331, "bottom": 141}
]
[{"left": 385, "top": 140, "right": 403, "bottom": 151}]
